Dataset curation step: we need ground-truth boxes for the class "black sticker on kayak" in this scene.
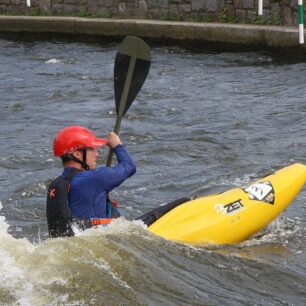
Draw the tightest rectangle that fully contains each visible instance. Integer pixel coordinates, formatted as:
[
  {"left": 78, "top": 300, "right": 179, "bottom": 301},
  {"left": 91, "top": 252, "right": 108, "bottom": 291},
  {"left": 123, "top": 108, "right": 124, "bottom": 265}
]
[
  {"left": 215, "top": 199, "right": 244, "bottom": 215},
  {"left": 242, "top": 181, "right": 275, "bottom": 204}
]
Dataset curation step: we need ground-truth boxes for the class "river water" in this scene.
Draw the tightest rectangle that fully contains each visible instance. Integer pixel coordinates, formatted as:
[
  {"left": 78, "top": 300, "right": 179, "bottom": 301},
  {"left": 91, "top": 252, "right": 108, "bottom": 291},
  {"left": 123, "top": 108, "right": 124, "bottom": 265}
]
[{"left": 0, "top": 38, "right": 306, "bottom": 305}]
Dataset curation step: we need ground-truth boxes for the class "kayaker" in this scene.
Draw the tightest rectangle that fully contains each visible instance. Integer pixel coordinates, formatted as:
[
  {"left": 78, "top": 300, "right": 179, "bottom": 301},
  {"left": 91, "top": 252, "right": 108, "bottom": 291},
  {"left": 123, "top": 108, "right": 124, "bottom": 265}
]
[{"left": 46, "top": 125, "right": 136, "bottom": 237}]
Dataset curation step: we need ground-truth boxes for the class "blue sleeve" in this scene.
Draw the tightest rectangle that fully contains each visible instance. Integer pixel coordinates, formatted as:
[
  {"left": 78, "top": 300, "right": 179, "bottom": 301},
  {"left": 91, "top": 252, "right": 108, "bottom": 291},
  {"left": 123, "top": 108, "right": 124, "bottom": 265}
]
[{"left": 92, "top": 144, "right": 136, "bottom": 193}]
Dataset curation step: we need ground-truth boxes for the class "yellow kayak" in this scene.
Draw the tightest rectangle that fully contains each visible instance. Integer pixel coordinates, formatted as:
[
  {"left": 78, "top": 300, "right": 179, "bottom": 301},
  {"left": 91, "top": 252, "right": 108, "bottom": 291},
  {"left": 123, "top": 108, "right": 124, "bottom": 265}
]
[{"left": 144, "top": 163, "right": 306, "bottom": 245}]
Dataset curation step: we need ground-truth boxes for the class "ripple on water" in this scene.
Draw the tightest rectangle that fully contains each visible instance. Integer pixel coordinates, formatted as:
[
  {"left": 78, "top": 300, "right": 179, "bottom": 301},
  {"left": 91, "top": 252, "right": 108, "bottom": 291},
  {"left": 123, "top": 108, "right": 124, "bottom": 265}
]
[{"left": 1, "top": 39, "right": 306, "bottom": 305}]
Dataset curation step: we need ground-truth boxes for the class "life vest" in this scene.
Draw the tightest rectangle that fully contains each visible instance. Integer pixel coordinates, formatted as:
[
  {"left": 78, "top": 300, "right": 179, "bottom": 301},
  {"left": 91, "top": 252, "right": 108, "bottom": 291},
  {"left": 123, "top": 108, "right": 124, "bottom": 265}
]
[{"left": 46, "top": 168, "right": 120, "bottom": 238}]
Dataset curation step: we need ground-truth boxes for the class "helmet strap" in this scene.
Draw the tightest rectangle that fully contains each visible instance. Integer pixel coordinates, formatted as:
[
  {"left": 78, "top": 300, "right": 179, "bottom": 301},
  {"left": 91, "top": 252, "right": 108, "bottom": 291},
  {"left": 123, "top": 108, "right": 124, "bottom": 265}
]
[
  {"left": 81, "top": 149, "right": 90, "bottom": 170},
  {"left": 69, "top": 150, "right": 89, "bottom": 170}
]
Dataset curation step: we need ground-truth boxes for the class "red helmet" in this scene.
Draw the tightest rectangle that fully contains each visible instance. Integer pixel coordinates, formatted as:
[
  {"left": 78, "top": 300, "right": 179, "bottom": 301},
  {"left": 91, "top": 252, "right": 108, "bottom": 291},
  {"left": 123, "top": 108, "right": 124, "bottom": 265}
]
[{"left": 53, "top": 126, "right": 108, "bottom": 157}]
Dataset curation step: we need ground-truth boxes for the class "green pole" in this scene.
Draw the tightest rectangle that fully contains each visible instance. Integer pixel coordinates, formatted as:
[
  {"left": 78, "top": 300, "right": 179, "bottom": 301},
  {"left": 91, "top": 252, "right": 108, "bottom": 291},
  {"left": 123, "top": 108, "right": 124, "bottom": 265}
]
[{"left": 299, "top": 0, "right": 304, "bottom": 44}]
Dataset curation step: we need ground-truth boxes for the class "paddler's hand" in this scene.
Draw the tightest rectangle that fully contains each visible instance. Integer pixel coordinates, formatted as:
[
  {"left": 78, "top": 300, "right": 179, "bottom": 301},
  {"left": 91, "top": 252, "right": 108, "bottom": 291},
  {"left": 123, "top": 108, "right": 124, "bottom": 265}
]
[{"left": 107, "top": 132, "right": 122, "bottom": 149}]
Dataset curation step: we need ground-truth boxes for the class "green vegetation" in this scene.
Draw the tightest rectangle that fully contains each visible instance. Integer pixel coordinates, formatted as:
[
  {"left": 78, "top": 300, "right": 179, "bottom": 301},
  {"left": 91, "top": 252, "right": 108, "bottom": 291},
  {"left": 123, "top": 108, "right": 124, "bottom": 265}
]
[
  {"left": 30, "top": 9, "right": 49, "bottom": 16},
  {"left": 247, "top": 14, "right": 281, "bottom": 25},
  {"left": 78, "top": 6, "right": 88, "bottom": 18},
  {"left": 159, "top": 12, "right": 182, "bottom": 21},
  {"left": 218, "top": 8, "right": 238, "bottom": 23},
  {"left": 1, "top": 7, "right": 283, "bottom": 26}
]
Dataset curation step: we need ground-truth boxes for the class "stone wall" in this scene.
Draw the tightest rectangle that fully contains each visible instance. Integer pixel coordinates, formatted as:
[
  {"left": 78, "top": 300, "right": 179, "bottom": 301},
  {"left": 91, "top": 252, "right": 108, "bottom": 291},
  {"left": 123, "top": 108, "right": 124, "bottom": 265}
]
[{"left": 0, "top": 0, "right": 301, "bottom": 26}]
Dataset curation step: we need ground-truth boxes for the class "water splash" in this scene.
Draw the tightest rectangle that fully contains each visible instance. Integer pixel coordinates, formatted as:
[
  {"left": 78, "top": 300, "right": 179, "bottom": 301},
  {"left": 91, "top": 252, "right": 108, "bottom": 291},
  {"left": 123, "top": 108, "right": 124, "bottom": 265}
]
[
  {"left": 0, "top": 201, "right": 38, "bottom": 305},
  {"left": 45, "top": 59, "right": 61, "bottom": 64},
  {"left": 0, "top": 211, "right": 151, "bottom": 305}
]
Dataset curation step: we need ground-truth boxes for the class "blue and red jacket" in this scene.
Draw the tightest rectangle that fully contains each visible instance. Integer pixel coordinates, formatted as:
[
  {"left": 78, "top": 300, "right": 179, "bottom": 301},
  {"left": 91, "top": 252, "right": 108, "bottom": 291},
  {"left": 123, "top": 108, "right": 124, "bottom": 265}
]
[{"left": 62, "top": 144, "right": 136, "bottom": 220}]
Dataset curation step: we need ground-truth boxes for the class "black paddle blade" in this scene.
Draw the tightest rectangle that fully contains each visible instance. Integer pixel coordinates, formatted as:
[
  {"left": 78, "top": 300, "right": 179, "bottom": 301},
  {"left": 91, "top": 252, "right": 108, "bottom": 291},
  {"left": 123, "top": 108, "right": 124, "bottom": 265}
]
[{"left": 114, "top": 36, "right": 151, "bottom": 117}]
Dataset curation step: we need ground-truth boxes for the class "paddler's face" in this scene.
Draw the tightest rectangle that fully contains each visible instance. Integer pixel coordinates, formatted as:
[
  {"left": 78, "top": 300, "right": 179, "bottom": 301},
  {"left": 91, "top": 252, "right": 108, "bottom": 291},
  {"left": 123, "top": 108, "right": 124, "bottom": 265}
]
[{"left": 86, "top": 148, "right": 99, "bottom": 170}]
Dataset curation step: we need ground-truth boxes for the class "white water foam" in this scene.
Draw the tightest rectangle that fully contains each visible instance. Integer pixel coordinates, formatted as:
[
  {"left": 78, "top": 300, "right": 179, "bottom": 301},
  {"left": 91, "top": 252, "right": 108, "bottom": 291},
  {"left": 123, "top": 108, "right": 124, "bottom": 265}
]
[
  {"left": 0, "top": 201, "right": 38, "bottom": 305},
  {"left": 45, "top": 58, "right": 61, "bottom": 64},
  {"left": 242, "top": 216, "right": 300, "bottom": 247},
  {"left": 0, "top": 209, "right": 150, "bottom": 305},
  {"left": 76, "top": 217, "right": 147, "bottom": 237}
]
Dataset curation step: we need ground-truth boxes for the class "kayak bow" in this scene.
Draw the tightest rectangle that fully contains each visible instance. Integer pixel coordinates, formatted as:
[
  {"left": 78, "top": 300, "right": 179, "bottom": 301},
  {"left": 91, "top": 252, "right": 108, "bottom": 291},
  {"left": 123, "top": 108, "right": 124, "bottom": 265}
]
[{"left": 147, "top": 163, "right": 306, "bottom": 245}]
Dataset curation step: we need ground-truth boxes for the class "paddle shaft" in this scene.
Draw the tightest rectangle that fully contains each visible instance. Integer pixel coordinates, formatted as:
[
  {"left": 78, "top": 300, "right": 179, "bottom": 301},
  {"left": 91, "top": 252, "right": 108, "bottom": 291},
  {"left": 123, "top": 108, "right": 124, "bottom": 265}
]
[{"left": 106, "top": 56, "right": 136, "bottom": 167}]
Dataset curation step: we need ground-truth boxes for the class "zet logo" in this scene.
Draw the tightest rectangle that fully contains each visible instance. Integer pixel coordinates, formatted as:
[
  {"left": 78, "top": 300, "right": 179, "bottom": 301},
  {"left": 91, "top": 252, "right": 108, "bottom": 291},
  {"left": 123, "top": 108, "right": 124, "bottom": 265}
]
[
  {"left": 215, "top": 199, "right": 244, "bottom": 215},
  {"left": 242, "top": 181, "right": 275, "bottom": 204}
]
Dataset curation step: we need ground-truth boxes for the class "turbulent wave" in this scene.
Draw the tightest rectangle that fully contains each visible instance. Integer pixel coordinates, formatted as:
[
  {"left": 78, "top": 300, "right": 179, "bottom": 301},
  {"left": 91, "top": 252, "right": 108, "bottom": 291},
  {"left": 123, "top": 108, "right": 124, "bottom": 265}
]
[
  {"left": 1, "top": 199, "right": 306, "bottom": 305},
  {"left": 0, "top": 201, "right": 36, "bottom": 305},
  {"left": 1, "top": 39, "right": 306, "bottom": 305},
  {"left": 45, "top": 59, "right": 61, "bottom": 64}
]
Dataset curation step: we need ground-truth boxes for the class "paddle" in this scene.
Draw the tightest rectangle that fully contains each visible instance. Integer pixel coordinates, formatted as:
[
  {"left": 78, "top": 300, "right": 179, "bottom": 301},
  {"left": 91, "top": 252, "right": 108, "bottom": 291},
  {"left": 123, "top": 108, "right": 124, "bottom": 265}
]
[{"left": 106, "top": 36, "right": 151, "bottom": 166}]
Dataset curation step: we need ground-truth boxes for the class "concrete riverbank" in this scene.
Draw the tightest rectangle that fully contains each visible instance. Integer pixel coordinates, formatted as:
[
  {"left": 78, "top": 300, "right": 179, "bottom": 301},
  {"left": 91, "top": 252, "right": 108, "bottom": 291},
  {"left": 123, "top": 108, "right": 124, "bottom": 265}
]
[{"left": 0, "top": 16, "right": 305, "bottom": 54}]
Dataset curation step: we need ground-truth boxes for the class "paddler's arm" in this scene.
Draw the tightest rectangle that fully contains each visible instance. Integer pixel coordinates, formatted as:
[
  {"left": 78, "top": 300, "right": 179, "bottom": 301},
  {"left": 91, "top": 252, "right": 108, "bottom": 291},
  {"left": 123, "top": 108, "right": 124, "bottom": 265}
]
[
  {"left": 92, "top": 132, "right": 136, "bottom": 192},
  {"left": 111, "top": 144, "right": 136, "bottom": 178},
  {"left": 107, "top": 132, "right": 136, "bottom": 177}
]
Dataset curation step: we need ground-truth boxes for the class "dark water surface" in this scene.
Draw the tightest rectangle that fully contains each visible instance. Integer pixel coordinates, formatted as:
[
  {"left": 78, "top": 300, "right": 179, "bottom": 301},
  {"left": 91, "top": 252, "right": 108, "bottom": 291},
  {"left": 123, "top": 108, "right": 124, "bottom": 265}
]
[{"left": 0, "top": 39, "right": 306, "bottom": 305}]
